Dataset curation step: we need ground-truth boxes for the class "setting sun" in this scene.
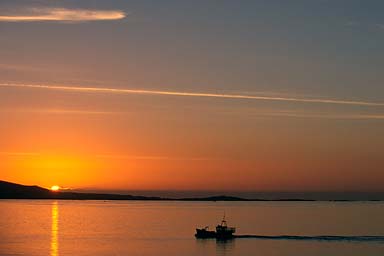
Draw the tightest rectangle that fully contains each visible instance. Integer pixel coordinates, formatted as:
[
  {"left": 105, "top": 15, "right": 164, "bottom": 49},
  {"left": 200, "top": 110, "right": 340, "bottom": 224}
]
[{"left": 51, "top": 185, "right": 60, "bottom": 192}]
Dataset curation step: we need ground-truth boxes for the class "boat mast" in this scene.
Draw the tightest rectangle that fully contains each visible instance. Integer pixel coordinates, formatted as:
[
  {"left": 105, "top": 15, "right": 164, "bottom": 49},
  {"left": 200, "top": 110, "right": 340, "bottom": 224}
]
[{"left": 221, "top": 211, "right": 227, "bottom": 227}]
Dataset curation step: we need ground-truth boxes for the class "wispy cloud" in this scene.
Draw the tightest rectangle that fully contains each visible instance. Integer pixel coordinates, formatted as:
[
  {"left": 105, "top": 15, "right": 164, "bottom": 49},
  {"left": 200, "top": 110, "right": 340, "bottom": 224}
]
[
  {"left": 248, "top": 111, "right": 384, "bottom": 120},
  {"left": 0, "top": 63, "right": 44, "bottom": 72},
  {"left": 1, "top": 106, "right": 383, "bottom": 120},
  {"left": 96, "top": 154, "right": 211, "bottom": 161},
  {"left": 0, "top": 108, "right": 119, "bottom": 115},
  {"left": 0, "top": 152, "right": 40, "bottom": 156},
  {"left": 345, "top": 20, "right": 384, "bottom": 31},
  {"left": 1, "top": 83, "right": 383, "bottom": 107},
  {"left": 0, "top": 151, "right": 210, "bottom": 161},
  {"left": 374, "top": 23, "right": 384, "bottom": 30},
  {"left": 0, "top": 7, "right": 126, "bottom": 22}
]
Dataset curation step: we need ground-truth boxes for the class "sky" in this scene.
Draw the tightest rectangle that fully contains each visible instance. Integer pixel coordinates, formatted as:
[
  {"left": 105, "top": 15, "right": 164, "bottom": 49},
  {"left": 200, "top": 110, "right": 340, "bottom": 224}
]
[{"left": 0, "top": 0, "right": 383, "bottom": 193}]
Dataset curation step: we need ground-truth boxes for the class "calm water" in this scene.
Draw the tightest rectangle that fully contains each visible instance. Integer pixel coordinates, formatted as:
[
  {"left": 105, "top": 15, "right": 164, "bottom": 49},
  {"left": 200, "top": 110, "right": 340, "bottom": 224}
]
[{"left": 1, "top": 200, "right": 384, "bottom": 255}]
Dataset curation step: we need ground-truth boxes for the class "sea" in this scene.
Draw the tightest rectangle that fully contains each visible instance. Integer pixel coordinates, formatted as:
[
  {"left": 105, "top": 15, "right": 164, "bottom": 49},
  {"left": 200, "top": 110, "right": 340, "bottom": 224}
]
[{"left": 1, "top": 200, "right": 384, "bottom": 255}]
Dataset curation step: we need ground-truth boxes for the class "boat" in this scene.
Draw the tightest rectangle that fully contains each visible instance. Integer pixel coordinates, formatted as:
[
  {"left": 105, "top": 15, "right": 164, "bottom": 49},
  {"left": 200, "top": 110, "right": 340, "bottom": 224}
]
[{"left": 195, "top": 215, "right": 236, "bottom": 239}]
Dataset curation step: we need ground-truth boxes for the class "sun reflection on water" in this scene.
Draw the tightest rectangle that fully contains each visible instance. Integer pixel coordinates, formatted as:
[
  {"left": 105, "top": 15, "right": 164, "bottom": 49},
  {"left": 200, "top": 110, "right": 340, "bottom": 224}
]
[{"left": 51, "top": 201, "right": 59, "bottom": 256}]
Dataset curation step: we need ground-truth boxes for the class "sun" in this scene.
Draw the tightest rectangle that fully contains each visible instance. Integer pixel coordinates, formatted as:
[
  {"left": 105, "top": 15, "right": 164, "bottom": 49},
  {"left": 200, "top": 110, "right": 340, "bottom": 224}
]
[{"left": 51, "top": 185, "right": 60, "bottom": 192}]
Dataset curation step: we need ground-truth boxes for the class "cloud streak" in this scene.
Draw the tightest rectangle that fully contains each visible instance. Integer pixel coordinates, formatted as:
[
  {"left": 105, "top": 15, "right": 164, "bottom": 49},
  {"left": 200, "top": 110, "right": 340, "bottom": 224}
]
[
  {"left": 0, "top": 8, "right": 126, "bottom": 22},
  {"left": 249, "top": 111, "right": 384, "bottom": 120},
  {"left": 0, "top": 108, "right": 119, "bottom": 115},
  {"left": 1, "top": 83, "right": 383, "bottom": 107},
  {"left": 0, "top": 152, "right": 40, "bottom": 156},
  {"left": 1, "top": 106, "right": 383, "bottom": 120},
  {"left": 96, "top": 154, "right": 212, "bottom": 161},
  {"left": 0, "top": 151, "right": 210, "bottom": 161}
]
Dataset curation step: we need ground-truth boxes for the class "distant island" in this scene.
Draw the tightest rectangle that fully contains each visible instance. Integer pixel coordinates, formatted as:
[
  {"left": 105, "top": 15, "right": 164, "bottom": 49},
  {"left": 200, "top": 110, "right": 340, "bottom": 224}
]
[{"left": 0, "top": 180, "right": 382, "bottom": 201}]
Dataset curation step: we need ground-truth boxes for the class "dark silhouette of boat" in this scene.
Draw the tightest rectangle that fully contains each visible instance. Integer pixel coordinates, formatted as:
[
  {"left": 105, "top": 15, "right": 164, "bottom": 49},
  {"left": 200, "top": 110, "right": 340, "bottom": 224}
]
[{"left": 195, "top": 215, "right": 236, "bottom": 239}]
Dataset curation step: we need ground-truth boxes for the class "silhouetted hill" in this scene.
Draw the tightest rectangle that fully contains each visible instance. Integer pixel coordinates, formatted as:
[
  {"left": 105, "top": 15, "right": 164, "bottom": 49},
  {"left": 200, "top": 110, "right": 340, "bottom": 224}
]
[
  {"left": 0, "top": 180, "right": 161, "bottom": 200},
  {"left": 0, "top": 181, "right": 250, "bottom": 201},
  {"left": 0, "top": 180, "right": 51, "bottom": 198},
  {"left": 180, "top": 195, "right": 249, "bottom": 201}
]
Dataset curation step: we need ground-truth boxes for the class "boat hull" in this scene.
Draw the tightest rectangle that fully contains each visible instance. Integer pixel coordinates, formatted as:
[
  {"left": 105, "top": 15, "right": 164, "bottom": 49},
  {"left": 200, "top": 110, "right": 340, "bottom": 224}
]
[
  {"left": 195, "top": 228, "right": 235, "bottom": 239},
  {"left": 195, "top": 228, "right": 217, "bottom": 238}
]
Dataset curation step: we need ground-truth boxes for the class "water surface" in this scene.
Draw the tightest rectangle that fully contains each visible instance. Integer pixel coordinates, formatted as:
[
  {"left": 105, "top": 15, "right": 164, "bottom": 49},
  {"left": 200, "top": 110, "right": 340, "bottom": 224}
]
[{"left": 1, "top": 200, "right": 384, "bottom": 255}]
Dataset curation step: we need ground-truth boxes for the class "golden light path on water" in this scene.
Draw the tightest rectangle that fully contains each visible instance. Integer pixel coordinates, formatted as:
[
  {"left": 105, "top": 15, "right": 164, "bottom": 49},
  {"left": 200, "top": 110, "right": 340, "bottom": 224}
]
[{"left": 51, "top": 202, "right": 59, "bottom": 256}]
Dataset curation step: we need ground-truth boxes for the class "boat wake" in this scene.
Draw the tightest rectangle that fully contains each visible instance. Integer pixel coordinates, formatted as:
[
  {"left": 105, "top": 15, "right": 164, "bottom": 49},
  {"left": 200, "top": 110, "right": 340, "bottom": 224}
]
[{"left": 234, "top": 235, "right": 384, "bottom": 242}]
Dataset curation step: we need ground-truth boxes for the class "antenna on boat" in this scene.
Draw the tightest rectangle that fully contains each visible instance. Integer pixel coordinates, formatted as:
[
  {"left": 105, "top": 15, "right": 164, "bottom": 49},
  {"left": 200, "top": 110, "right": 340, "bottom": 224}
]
[{"left": 221, "top": 211, "right": 227, "bottom": 226}]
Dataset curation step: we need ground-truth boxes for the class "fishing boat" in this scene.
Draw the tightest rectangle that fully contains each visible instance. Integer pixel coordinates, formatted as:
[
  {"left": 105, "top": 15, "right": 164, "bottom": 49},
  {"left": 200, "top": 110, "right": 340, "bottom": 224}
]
[{"left": 195, "top": 215, "right": 236, "bottom": 239}]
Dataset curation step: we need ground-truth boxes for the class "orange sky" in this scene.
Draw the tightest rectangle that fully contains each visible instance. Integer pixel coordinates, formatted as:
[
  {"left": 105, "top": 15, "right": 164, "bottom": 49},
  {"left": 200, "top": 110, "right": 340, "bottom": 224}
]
[{"left": 1, "top": 86, "right": 383, "bottom": 191}]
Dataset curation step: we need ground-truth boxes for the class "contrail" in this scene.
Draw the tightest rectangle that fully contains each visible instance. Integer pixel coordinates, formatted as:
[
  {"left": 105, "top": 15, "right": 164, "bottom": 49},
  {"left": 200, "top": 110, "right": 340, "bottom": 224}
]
[{"left": 1, "top": 83, "right": 383, "bottom": 107}]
